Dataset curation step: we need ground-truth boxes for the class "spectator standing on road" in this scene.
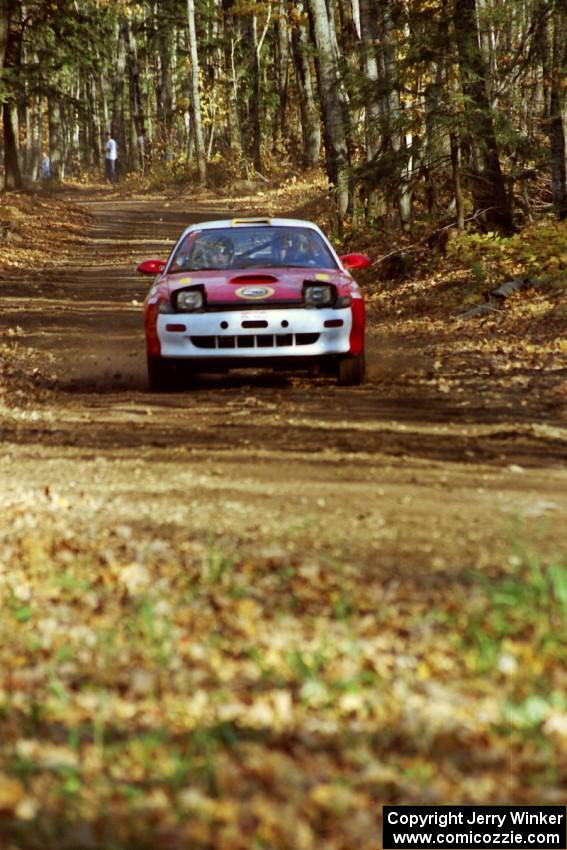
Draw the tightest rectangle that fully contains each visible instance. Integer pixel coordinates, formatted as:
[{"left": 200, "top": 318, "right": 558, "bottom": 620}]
[
  {"left": 41, "top": 152, "right": 51, "bottom": 181},
  {"left": 104, "top": 132, "right": 118, "bottom": 183}
]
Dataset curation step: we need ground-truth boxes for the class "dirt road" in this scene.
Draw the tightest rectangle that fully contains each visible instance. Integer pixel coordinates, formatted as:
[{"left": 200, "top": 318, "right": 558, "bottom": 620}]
[
  {"left": 1, "top": 193, "right": 566, "bottom": 570},
  {"left": 0, "top": 193, "right": 566, "bottom": 844}
]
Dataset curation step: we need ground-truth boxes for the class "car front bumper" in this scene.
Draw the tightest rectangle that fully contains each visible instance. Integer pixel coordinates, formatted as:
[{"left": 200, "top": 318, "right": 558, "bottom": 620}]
[{"left": 156, "top": 307, "right": 353, "bottom": 360}]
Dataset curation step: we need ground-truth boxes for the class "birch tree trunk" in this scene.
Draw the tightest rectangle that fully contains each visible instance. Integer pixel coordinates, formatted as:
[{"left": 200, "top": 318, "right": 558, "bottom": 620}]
[
  {"left": 350, "top": 0, "right": 361, "bottom": 40},
  {"left": 206, "top": 0, "right": 222, "bottom": 157},
  {"left": 227, "top": 28, "right": 244, "bottom": 162},
  {"left": 126, "top": 15, "right": 147, "bottom": 172},
  {"left": 112, "top": 18, "right": 128, "bottom": 171},
  {"left": 172, "top": 27, "right": 183, "bottom": 150},
  {"left": 98, "top": 58, "right": 109, "bottom": 134},
  {"left": 358, "top": 0, "right": 385, "bottom": 220},
  {"left": 28, "top": 95, "right": 41, "bottom": 180},
  {"left": 248, "top": 5, "right": 272, "bottom": 174},
  {"left": 87, "top": 75, "right": 101, "bottom": 168},
  {"left": 307, "top": 0, "right": 352, "bottom": 222},
  {"left": 187, "top": 0, "right": 207, "bottom": 182},
  {"left": 155, "top": 1, "right": 172, "bottom": 149},
  {"left": 359, "top": 0, "right": 380, "bottom": 161},
  {"left": 377, "top": 0, "right": 413, "bottom": 231},
  {"left": 273, "top": 0, "right": 289, "bottom": 151},
  {"left": 48, "top": 96, "right": 64, "bottom": 180}
]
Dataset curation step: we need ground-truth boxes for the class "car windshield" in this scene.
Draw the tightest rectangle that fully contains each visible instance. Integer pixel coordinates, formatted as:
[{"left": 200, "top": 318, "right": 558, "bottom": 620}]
[{"left": 168, "top": 225, "right": 338, "bottom": 272}]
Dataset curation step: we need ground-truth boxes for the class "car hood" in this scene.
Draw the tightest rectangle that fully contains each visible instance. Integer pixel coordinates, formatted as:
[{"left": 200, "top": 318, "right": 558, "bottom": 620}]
[{"left": 164, "top": 268, "right": 352, "bottom": 305}]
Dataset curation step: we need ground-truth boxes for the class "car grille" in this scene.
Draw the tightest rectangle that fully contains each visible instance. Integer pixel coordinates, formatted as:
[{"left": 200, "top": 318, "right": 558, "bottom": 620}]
[
  {"left": 205, "top": 300, "right": 304, "bottom": 311},
  {"left": 190, "top": 333, "right": 320, "bottom": 350}
]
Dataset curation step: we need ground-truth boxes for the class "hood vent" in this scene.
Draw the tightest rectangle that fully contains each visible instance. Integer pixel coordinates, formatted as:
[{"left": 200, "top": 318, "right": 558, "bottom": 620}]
[{"left": 229, "top": 274, "right": 278, "bottom": 285}]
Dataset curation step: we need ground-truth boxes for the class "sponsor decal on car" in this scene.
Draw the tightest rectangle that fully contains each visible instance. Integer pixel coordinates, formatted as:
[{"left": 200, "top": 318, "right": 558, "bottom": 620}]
[{"left": 235, "top": 286, "right": 276, "bottom": 300}]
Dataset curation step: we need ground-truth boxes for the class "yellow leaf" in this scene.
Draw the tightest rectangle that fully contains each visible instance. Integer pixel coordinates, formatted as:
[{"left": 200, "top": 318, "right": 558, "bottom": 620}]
[
  {"left": 0, "top": 776, "right": 25, "bottom": 812},
  {"left": 236, "top": 598, "right": 260, "bottom": 637},
  {"left": 15, "top": 797, "right": 38, "bottom": 821}
]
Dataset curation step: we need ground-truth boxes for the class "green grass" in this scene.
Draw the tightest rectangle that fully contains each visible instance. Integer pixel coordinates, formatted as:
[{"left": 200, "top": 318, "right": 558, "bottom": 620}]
[
  {"left": 1, "top": 524, "right": 565, "bottom": 848},
  {"left": 463, "top": 549, "right": 567, "bottom": 671}
]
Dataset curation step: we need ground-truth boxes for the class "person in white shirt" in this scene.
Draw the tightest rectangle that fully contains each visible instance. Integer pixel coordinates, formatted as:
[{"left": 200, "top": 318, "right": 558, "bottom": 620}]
[
  {"left": 41, "top": 152, "right": 51, "bottom": 180},
  {"left": 104, "top": 132, "right": 118, "bottom": 183}
]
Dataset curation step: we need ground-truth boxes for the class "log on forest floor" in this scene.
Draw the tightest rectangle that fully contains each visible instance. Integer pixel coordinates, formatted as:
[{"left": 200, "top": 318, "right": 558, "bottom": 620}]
[
  {"left": 457, "top": 302, "right": 500, "bottom": 320},
  {"left": 458, "top": 277, "right": 543, "bottom": 320}
]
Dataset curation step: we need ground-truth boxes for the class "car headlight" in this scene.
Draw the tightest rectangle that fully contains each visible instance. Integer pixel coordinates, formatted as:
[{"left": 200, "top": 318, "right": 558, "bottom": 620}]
[
  {"left": 176, "top": 290, "right": 204, "bottom": 311},
  {"left": 304, "top": 284, "right": 334, "bottom": 307}
]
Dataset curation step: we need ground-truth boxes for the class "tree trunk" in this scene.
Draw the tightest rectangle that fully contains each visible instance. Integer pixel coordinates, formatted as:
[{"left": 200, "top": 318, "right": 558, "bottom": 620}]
[
  {"left": 307, "top": 0, "right": 352, "bottom": 223},
  {"left": 536, "top": 0, "right": 551, "bottom": 120},
  {"left": 48, "top": 96, "right": 64, "bottom": 180},
  {"left": 227, "top": 27, "right": 244, "bottom": 163},
  {"left": 2, "top": 0, "right": 23, "bottom": 190},
  {"left": 87, "top": 75, "right": 101, "bottom": 168},
  {"left": 548, "top": 8, "right": 567, "bottom": 218},
  {"left": 450, "top": 130, "right": 465, "bottom": 229},
  {"left": 350, "top": 0, "right": 361, "bottom": 40},
  {"left": 111, "top": 18, "right": 128, "bottom": 172},
  {"left": 98, "top": 66, "right": 109, "bottom": 138},
  {"left": 29, "top": 95, "right": 41, "bottom": 181},
  {"left": 172, "top": 27, "right": 184, "bottom": 150},
  {"left": 290, "top": 1, "right": 320, "bottom": 167},
  {"left": 273, "top": 0, "right": 289, "bottom": 151},
  {"left": 376, "top": 0, "right": 413, "bottom": 231},
  {"left": 0, "top": 0, "right": 9, "bottom": 66},
  {"left": 247, "top": 8, "right": 271, "bottom": 174},
  {"left": 207, "top": 0, "right": 222, "bottom": 158},
  {"left": 453, "top": 0, "right": 513, "bottom": 232},
  {"left": 70, "top": 83, "right": 81, "bottom": 173},
  {"left": 476, "top": 0, "right": 497, "bottom": 109},
  {"left": 155, "top": 2, "right": 172, "bottom": 149},
  {"left": 3, "top": 102, "right": 22, "bottom": 189},
  {"left": 126, "top": 15, "right": 147, "bottom": 172},
  {"left": 359, "top": 0, "right": 380, "bottom": 160},
  {"left": 19, "top": 95, "right": 29, "bottom": 175},
  {"left": 187, "top": 0, "right": 207, "bottom": 182},
  {"left": 358, "top": 0, "right": 385, "bottom": 220}
]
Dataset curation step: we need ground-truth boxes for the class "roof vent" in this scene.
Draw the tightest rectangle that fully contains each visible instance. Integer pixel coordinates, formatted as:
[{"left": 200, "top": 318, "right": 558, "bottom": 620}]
[{"left": 230, "top": 217, "right": 272, "bottom": 226}]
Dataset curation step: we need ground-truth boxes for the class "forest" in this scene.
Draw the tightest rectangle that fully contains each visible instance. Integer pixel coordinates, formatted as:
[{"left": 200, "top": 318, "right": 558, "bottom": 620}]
[{"left": 0, "top": 0, "right": 566, "bottom": 234}]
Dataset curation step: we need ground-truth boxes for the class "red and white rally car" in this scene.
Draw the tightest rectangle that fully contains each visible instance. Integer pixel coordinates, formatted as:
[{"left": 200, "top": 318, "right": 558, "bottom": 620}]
[{"left": 137, "top": 217, "right": 370, "bottom": 391}]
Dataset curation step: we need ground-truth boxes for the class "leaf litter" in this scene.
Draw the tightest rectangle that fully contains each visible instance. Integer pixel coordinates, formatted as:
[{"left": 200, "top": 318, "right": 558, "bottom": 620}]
[{"left": 0, "top": 187, "right": 566, "bottom": 848}]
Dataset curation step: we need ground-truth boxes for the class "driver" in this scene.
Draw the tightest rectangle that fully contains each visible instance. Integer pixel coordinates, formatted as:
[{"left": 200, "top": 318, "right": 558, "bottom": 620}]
[
  {"left": 278, "top": 232, "right": 310, "bottom": 265},
  {"left": 206, "top": 235, "right": 234, "bottom": 269},
  {"left": 182, "top": 233, "right": 234, "bottom": 269}
]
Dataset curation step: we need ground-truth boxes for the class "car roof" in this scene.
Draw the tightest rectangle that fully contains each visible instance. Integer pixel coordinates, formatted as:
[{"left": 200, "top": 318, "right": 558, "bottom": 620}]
[{"left": 182, "top": 217, "right": 325, "bottom": 235}]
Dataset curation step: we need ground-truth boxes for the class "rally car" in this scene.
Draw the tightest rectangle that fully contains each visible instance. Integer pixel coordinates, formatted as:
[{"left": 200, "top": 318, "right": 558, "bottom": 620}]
[{"left": 137, "top": 217, "right": 370, "bottom": 391}]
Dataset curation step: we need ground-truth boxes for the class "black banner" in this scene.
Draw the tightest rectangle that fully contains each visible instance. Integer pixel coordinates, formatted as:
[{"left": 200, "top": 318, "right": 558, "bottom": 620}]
[{"left": 382, "top": 806, "right": 567, "bottom": 849}]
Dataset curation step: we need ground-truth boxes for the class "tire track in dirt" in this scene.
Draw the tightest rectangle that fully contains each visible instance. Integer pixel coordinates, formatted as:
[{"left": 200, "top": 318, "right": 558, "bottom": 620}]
[{"left": 1, "top": 190, "right": 566, "bottom": 574}]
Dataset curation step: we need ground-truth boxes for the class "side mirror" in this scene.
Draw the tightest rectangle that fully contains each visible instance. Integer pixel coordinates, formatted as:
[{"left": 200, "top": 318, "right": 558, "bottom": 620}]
[
  {"left": 339, "top": 253, "right": 371, "bottom": 271},
  {"left": 137, "top": 259, "right": 166, "bottom": 275}
]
